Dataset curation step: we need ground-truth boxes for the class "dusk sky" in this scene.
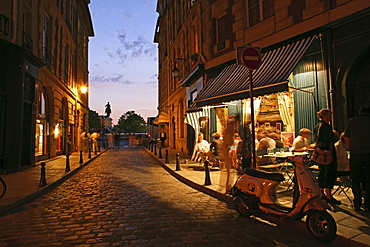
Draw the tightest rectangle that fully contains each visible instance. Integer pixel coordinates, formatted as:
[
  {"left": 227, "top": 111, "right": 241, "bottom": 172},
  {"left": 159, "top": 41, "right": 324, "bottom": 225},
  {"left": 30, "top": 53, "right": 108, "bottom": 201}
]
[{"left": 88, "top": 0, "right": 158, "bottom": 124}]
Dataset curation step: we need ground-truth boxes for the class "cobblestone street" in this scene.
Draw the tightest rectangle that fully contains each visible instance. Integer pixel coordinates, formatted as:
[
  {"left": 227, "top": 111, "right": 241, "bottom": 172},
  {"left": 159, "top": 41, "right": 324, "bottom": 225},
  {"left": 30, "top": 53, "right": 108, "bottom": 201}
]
[{"left": 0, "top": 148, "right": 335, "bottom": 246}]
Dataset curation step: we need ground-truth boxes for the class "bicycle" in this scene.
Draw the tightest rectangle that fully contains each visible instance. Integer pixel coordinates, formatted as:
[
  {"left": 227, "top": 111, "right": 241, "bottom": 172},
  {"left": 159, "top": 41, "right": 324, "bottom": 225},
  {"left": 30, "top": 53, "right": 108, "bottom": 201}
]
[{"left": 0, "top": 176, "right": 6, "bottom": 199}]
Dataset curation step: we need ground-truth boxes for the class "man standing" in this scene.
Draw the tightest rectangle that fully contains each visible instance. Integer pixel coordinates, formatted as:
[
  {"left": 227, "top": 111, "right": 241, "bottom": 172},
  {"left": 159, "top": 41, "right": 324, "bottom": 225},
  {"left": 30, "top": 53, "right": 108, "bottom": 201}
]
[{"left": 344, "top": 103, "right": 370, "bottom": 211}]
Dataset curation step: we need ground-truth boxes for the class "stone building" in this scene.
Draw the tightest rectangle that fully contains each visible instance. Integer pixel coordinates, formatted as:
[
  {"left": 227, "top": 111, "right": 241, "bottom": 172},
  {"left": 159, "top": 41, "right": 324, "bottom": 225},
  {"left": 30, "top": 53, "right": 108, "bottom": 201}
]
[
  {"left": 0, "top": 0, "right": 94, "bottom": 172},
  {"left": 154, "top": 0, "right": 370, "bottom": 156}
]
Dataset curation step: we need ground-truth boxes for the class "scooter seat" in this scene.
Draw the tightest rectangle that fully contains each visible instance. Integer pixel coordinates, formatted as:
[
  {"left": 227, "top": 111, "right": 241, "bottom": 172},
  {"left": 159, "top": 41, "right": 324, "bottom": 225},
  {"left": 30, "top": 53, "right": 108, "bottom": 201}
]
[{"left": 245, "top": 169, "right": 285, "bottom": 182}]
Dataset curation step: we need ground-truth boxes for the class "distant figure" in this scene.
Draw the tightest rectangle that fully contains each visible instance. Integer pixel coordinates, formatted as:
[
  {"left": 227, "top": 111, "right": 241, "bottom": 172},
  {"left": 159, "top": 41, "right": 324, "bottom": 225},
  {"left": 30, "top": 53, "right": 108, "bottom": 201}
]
[{"left": 105, "top": 102, "right": 111, "bottom": 118}]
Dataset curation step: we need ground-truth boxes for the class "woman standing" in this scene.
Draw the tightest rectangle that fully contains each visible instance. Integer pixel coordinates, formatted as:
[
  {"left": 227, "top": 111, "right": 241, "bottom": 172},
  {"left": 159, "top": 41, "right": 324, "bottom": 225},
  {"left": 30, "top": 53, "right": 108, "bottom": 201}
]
[{"left": 314, "top": 109, "right": 340, "bottom": 205}]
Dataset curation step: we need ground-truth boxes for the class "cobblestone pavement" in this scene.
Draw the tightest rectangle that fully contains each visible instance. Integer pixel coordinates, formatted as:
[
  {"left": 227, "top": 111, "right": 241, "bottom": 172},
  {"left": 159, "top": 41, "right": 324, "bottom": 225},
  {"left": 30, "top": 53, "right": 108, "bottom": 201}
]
[{"left": 0, "top": 148, "right": 336, "bottom": 246}]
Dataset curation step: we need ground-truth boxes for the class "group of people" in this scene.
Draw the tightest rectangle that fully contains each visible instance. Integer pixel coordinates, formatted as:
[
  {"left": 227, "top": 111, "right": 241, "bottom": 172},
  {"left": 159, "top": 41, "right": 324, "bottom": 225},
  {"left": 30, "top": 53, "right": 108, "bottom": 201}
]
[
  {"left": 289, "top": 105, "right": 370, "bottom": 211},
  {"left": 192, "top": 131, "right": 243, "bottom": 171},
  {"left": 81, "top": 130, "right": 100, "bottom": 153},
  {"left": 191, "top": 103, "right": 370, "bottom": 209}
]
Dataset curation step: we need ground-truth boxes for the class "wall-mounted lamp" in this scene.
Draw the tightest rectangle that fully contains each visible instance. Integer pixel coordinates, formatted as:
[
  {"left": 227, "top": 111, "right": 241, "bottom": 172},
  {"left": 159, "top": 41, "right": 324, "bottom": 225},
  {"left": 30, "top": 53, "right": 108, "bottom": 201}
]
[
  {"left": 171, "top": 58, "right": 187, "bottom": 78},
  {"left": 80, "top": 86, "right": 88, "bottom": 94}
]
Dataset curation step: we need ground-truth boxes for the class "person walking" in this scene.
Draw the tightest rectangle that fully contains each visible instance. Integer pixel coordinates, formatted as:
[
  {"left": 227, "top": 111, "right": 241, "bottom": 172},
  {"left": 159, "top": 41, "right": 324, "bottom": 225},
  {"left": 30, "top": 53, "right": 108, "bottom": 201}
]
[
  {"left": 344, "top": 103, "right": 370, "bottom": 211},
  {"left": 314, "top": 109, "right": 340, "bottom": 205}
]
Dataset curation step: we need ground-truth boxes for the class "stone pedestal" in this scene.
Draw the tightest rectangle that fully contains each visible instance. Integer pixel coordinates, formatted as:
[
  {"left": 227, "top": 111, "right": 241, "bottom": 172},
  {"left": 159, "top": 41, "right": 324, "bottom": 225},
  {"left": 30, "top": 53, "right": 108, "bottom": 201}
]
[{"left": 104, "top": 118, "right": 112, "bottom": 128}]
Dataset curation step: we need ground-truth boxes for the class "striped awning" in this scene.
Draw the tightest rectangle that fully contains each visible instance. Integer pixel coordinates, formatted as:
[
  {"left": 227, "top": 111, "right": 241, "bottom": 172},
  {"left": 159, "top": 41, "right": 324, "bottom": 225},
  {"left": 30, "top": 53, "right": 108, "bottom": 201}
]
[{"left": 195, "top": 35, "right": 316, "bottom": 107}]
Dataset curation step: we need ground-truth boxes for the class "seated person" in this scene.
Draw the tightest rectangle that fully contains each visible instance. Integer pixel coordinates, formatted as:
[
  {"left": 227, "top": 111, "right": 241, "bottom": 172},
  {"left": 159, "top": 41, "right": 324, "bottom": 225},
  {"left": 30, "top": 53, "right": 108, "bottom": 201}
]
[
  {"left": 256, "top": 132, "right": 276, "bottom": 151},
  {"left": 192, "top": 133, "right": 211, "bottom": 162},
  {"left": 292, "top": 128, "right": 315, "bottom": 152},
  {"left": 270, "top": 133, "right": 284, "bottom": 149}
]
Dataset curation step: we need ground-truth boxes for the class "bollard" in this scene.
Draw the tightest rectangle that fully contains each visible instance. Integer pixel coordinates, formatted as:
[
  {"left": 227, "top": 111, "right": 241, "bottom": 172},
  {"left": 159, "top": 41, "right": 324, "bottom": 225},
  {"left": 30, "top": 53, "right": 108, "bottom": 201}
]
[
  {"left": 159, "top": 147, "right": 162, "bottom": 158},
  {"left": 94, "top": 146, "right": 97, "bottom": 155},
  {"left": 65, "top": 154, "right": 71, "bottom": 172},
  {"left": 204, "top": 160, "right": 211, "bottom": 185},
  {"left": 151, "top": 142, "right": 154, "bottom": 152},
  {"left": 79, "top": 150, "right": 83, "bottom": 164},
  {"left": 154, "top": 145, "right": 157, "bottom": 155},
  {"left": 98, "top": 143, "right": 101, "bottom": 152},
  {"left": 88, "top": 147, "right": 91, "bottom": 159},
  {"left": 165, "top": 149, "right": 169, "bottom": 163},
  {"left": 175, "top": 153, "right": 181, "bottom": 171},
  {"left": 39, "top": 162, "right": 47, "bottom": 186}
]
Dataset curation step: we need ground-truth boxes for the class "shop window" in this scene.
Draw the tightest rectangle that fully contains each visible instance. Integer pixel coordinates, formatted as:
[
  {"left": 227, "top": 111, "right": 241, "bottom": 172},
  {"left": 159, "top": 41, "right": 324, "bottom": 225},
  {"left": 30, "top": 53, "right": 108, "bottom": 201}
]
[
  {"left": 35, "top": 120, "right": 45, "bottom": 156},
  {"left": 35, "top": 91, "right": 47, "bottom": 156},
  {"left": 55, "top": 122, "right": 63, "bottom": 151}
]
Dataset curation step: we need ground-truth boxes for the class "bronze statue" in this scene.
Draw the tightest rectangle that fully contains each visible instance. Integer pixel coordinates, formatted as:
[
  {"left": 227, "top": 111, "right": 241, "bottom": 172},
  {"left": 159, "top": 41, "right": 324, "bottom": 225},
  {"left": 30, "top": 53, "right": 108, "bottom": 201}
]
[{"left": 105, "top": 102, "right": 111, "bottom": 118}]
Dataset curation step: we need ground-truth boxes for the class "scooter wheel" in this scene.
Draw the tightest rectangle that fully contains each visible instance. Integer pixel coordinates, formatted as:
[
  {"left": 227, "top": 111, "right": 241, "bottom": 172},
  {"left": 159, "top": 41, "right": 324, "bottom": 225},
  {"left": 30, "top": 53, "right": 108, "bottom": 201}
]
[
  {"left": 306, "top": 210, "right": 337, "bottom": 242},
  {"left": 234, "top": 196, "right": 251, "bottom": 217}
]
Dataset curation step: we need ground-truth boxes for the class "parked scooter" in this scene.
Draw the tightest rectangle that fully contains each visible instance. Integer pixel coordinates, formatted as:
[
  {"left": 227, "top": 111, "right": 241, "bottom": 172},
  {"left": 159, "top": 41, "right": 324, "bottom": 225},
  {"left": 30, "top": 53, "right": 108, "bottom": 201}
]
[{"left": 231, "top": 154, "right": 337, "bottom": 242}]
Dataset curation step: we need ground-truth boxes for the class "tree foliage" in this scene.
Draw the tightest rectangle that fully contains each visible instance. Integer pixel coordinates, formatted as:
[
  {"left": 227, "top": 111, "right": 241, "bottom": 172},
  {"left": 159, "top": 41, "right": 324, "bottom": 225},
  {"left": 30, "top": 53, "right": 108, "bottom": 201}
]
[
  {"left": 117, "top": 111, "right": 146, "bottom": 133},
  {"left": 88, "top": 109, "right": 102, "bottom": 129}
]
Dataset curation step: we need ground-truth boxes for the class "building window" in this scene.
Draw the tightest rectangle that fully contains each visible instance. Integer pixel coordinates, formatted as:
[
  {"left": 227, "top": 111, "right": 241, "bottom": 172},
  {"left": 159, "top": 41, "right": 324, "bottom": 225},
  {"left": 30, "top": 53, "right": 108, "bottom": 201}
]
[
  {"left": 43, "top": 14, "right": 54, "bottom": 69},
  {"left": 216, "top": 15, "right": 227, "bottom": 50},
  {"left": 247, "top": 0, "right": 274, "bottom": 27},
  {"left": 0, "top": 14, "right": 10, "bottom": 35}
]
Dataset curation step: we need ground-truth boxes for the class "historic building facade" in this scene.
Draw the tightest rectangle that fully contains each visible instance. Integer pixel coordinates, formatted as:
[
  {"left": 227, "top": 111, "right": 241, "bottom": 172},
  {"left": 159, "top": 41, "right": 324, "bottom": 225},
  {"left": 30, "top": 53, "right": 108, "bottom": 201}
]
[
  {"left": 154, "top": 0, "right": 370, "bottom": 155},
  {"left": 0, "top": 0, "right": 94, "bottom": 172}
]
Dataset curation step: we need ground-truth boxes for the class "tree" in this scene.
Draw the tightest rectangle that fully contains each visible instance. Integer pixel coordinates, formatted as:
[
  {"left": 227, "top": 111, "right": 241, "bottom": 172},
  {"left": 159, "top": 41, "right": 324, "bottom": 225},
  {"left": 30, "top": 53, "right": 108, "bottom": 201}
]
[
  {"left": 117, "top": 111, "right": 146, "bottom": 133},
  {"left": 88, "top": 109, "right": 102, "bottom": 129}
]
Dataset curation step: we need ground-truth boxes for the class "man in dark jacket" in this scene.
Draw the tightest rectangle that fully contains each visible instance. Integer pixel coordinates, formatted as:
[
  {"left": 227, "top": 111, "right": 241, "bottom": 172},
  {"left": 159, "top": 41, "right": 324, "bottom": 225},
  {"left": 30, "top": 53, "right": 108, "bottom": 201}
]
[{"left": 344, "top": 103, "right": 370, "bottom": 211}]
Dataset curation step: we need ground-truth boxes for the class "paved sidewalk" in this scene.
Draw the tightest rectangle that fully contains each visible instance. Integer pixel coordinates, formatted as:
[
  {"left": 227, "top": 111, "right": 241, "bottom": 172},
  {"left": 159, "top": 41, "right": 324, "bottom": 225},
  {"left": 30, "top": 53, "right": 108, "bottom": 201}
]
[
  {"left": 0, "top": 145, "right": 369, "bottom": 246},
  {"left": 0, "top": 149, "right": 106, "bottom": 215},
  {"left": 144, "top": 146, "right": 370, "bottom": 247}
]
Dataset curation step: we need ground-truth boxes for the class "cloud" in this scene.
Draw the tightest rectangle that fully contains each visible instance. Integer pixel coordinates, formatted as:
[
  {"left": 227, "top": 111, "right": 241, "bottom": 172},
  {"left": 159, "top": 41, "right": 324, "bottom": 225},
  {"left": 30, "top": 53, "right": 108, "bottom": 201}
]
[
  {"left": 90, "top": 74, "right": 134, "bottom": 84},
  {"left": 113, "top": 29, "right": 157, "bottom": 63}
]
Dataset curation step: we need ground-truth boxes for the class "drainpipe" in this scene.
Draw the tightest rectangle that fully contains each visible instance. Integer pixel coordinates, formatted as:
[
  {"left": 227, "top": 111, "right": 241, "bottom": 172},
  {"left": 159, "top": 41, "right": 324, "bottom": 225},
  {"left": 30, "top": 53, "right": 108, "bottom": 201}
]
[
  {"left": 11, "top": 0, "right": 18, "bottom": 43},
  {"left": 319, "top": 33, "right": 335, "bottom": 126}
]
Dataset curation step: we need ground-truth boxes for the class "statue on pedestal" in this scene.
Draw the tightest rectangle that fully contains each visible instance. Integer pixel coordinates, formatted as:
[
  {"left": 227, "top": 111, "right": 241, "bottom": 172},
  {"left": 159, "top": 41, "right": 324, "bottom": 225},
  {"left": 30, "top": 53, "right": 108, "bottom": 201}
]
[{"left": 105, "top": 102, "right": 112, "bottom": 118}]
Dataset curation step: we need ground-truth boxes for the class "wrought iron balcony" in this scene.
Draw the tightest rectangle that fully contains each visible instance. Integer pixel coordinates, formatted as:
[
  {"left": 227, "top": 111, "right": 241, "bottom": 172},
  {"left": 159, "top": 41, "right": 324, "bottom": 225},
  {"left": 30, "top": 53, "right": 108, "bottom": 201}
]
[
  {"left": 43, "top": 47, "right": 54, "bottom": 70},
  {"left": 23, "top": 32, "right": 33, "bottom": 51}
]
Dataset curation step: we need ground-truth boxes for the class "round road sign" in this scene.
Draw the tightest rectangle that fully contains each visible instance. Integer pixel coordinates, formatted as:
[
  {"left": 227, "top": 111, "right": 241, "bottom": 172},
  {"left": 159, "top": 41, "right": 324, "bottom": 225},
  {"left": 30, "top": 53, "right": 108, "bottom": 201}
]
[{"left": 241, "top": 47, "right": 261, "bottom": 70}]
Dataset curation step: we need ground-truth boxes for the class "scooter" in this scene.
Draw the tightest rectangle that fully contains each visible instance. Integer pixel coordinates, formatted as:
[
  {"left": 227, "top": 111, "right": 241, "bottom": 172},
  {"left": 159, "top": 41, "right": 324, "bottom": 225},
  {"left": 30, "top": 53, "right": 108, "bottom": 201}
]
[{"left": 231, "top": 155, "right": 337, "bottom": 242}]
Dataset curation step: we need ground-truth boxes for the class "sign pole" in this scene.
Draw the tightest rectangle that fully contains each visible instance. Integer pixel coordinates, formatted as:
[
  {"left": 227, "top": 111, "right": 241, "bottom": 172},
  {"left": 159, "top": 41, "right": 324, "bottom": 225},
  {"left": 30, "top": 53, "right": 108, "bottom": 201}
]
[
  {"left": 238, "top": 46, "right": 261, "bottom": 169},
  {"left": 249, "top": 69, "right": 256, "bottom": 169}
]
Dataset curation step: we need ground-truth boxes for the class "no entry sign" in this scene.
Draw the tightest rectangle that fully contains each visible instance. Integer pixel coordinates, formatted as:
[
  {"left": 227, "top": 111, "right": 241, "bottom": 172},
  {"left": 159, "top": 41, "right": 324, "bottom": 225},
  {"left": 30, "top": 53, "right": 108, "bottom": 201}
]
[{"left": 240, "top": 47, "right": 261, "bottom": 70}]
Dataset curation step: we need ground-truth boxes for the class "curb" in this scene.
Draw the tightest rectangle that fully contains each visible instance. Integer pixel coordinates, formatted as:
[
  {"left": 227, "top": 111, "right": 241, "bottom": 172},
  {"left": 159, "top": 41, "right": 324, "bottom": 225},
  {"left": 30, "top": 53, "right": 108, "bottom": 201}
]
[
  {"left": 143, "top": 147, "right": 363, "bottom": 247},
  {"left": 0, "top": 149, "right": 107, "bottom": 216}
]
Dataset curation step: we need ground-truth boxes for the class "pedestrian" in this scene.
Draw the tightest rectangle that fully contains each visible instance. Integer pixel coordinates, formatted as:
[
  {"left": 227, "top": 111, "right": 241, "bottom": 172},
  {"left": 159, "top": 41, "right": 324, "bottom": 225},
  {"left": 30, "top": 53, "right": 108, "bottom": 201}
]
[
  {"left": 159, "top": 129, "right": 166, "bottom": 148},
  {"left": 343, "top": 103, "right": 370, "bottom": 211},
  {"left": 222, "top": 119, "right": 236, "bottom": 193},
  {"left": 313, "top": 109, "right": 340, "bottom": 205},
  {"left": 80, "top": 130, "right": 90, "bottom": 152},
  {"left": 90, "top": 131, "right": 100, "bottom": 152},
  {"left": 230, "top": 133, "right": 242, "bottom": 170},
  {"left": 209, "top": 132, "right": 224, "bottom": 168}
]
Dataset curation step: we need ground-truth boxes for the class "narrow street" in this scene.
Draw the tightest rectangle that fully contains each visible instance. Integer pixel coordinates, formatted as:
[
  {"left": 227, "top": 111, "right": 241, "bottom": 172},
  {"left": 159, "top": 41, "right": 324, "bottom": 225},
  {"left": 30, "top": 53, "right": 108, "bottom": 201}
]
[{"left": 0, "top": 148, "right": 334, "bottom": 246}]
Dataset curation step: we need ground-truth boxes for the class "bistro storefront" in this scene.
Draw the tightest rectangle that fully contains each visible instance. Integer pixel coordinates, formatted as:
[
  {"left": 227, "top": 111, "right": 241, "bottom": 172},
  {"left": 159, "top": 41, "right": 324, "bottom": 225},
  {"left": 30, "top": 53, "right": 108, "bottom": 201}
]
[{"left": 185, "top": 35, "right": 326, "bottom": 154}]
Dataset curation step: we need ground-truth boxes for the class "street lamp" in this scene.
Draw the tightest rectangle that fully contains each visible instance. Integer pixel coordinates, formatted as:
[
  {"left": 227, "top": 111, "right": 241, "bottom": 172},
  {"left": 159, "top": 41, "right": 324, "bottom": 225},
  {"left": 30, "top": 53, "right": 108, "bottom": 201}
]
[{"left": 172, "top": 66, "right": 180, "bottom": 78}]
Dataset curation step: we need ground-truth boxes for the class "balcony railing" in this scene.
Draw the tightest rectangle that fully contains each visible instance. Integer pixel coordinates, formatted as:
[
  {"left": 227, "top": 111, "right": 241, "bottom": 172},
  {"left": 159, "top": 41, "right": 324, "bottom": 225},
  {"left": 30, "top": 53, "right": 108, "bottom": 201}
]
[
  {"left": 23, "top": 32, "right": 33, "bottom": 51},
  {"left": 43, "top": 47, "right": 54, "bottom": 70},
  {"left": 0, "top": 14, "right": 10, "bottom": 35}
]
